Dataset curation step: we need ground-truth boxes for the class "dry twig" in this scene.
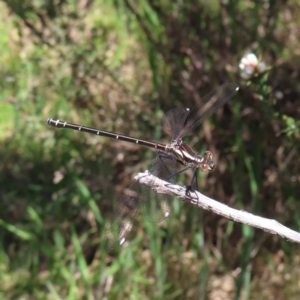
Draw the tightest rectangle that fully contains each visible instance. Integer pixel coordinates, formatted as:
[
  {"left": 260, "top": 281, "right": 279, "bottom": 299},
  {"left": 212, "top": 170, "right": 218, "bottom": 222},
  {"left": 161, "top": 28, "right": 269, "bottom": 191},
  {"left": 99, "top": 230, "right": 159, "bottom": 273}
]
[{"left": 135, "top": 171, "right": 300, "bottom": 243}]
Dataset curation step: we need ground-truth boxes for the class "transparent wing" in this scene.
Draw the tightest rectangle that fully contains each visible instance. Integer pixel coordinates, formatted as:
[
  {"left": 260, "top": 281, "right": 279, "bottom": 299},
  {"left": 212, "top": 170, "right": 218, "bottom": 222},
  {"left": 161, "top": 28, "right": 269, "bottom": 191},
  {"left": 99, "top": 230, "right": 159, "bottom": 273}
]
[
  {"left": 162, "top": 107, "right": 190, "bottom": 140},
  {"left": 143, "top": 151, "right": 178, "bottom": 223},
  {"left": 104, "top": 181, "right": 143, "bottom": 249},
  {"left": 103, "top": 85, "right": 240, "bottom": 248},
  {"left": 104, "top": 152, "right": 178, "bottom": 249},
  {"left": 176, "top": 83, "right": 239, "bottom": 139}
]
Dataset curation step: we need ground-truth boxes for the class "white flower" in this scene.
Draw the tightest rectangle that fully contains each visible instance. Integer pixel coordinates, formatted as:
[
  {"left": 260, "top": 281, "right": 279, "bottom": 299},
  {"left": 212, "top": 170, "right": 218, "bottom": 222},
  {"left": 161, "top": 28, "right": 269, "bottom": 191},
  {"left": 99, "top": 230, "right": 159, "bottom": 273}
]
[
  {"left": 274, "top": 90, "right": 284, "bottom": 100},
  {"left": 240, "top": 71, "right": 251, "bottom": 79},
  {"left": 257, "top": 62, "right": 266, "bottom": 73},
  {"left": 246, "top": 53, "right": 258, "bottom": 66},
  {"left": 239, "top": 53, "right": 266, "bottom": 79}
]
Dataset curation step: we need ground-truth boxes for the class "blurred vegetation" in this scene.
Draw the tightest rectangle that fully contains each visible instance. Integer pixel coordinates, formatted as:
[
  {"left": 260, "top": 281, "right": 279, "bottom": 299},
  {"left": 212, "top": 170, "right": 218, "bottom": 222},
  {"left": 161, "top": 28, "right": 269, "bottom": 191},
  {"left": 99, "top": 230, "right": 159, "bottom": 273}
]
[{"left": 0, "top": 0, "right": 300, "bottom": 299}]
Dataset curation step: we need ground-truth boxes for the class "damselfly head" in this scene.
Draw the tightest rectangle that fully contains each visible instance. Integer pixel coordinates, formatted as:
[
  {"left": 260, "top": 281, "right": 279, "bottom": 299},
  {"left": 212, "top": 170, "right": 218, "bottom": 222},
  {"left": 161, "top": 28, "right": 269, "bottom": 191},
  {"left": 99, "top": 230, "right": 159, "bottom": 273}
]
[{"left": 200, "top": 151, "right": 215, "bottom": 171}]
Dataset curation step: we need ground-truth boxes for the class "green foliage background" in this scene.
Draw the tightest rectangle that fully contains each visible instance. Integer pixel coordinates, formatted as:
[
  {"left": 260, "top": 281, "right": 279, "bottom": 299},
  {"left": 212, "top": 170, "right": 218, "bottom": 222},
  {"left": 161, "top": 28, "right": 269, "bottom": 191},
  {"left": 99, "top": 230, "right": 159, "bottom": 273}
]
[{"left": 0, "top": 0, "right": 300, "bottom": 299}]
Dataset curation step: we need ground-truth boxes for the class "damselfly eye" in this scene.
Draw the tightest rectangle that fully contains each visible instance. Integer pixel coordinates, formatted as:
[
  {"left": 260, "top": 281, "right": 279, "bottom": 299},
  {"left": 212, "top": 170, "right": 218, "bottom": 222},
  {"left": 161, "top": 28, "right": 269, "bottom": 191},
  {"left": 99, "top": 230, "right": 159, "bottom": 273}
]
[
  {"left": 203, "top": 151, "right": 213, "bottom": 160},
  {"left": 201, "top": 163, "right": 209, "bottom": 171},
  {"left": 208, "top": 161, "right": 215, "bottom": 171}
]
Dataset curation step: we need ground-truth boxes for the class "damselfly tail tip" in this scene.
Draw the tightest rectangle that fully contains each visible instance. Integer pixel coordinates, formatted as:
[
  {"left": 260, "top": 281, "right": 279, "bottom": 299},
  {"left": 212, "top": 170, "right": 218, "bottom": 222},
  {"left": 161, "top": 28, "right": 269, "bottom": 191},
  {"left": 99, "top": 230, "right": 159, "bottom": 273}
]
[{"left": 47, "top": 118, "right": 58, "bottom": 126}]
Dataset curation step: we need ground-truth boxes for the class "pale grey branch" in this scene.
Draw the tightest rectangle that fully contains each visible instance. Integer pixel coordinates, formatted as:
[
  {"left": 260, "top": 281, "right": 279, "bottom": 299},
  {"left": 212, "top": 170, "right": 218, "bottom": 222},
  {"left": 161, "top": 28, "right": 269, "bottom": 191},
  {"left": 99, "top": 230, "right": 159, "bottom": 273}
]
[{"left": 135, "top": 171, "right": 300, "bottom": 243}]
